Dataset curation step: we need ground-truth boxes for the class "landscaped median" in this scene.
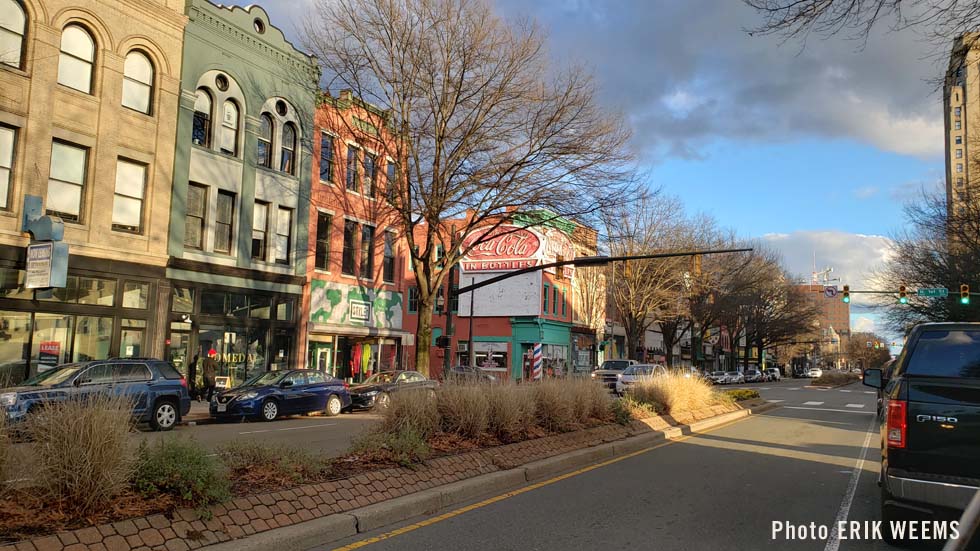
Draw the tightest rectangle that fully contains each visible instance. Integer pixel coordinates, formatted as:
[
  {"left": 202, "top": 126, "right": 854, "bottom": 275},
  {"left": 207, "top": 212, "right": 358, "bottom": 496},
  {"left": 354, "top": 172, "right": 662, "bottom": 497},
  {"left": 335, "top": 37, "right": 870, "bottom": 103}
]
[
  {"left": 0, "top": 375, "right": 773, "bottom": 551},
  {"left": 808, "top": 371, "right": 861, "bottom": 388}
]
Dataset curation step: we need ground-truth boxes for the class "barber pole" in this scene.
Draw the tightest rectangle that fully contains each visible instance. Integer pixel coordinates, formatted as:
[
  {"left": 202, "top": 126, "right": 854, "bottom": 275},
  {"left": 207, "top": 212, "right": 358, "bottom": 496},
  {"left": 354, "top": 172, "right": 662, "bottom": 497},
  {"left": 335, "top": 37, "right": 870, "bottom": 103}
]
[{"left": 532, "top": 343, "right": 543, "bottom": 380}]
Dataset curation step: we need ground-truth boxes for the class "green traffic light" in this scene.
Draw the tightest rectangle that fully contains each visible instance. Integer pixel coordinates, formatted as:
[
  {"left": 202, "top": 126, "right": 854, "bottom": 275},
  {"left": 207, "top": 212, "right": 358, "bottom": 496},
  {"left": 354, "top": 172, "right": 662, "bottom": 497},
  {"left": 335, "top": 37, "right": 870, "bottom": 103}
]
[
  {"left": 900, "top": 297, "right": 908, "bottom": 304},
  {"left": 962, "top": 296, "right": 971, "bottom": 305},
  {"left": 842, "top": 296, "right": 850, "bottom": 303}
]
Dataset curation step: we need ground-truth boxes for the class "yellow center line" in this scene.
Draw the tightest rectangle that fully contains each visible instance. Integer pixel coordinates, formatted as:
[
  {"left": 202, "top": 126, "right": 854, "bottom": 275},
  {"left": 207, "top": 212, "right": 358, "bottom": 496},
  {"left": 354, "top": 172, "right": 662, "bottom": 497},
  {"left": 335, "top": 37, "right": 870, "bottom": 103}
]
[{"left": 329, "top": 415, "right": 752, "bottom": 551}]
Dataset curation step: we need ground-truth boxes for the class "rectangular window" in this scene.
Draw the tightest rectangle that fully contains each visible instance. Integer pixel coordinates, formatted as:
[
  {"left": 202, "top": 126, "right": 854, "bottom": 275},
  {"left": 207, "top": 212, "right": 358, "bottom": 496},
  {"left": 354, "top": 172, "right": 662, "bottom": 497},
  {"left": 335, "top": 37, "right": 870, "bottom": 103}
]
[
  {"left": 112, "top": 159, "right": 146, "bottom": 233},
  {"left": 184, "top": 183, "right": 207, "bottom": 249},
  {"left": 0, "top": 125, "right": 15, "bottom": 210},
  {"left": 958, "top": 177, "right": 965, "bottom": 186},
  {"left": 957, "top": 149, "right": 963, "bottom": 159},
  {"left": 122, "top": 281, "right": 149, "bottom": 309},
  {"left": 363, "top": 153, "right": 377, "bottom": 196},
  {"left": 553, "top": 286, "right": 558, "bottom": 315},
  {"left": 408, "top": 287, "right": 419, "bottom": 313},
  {"left": 435, "top": 287, "right": 444, "bottom": 314},
  {"left": 47, "top": 141, "right": 88, "bottom": 223},
  {"left": 385, "top": 161, "right": 397, "bottom": 201},
  {"left": 320, "top": 133, "right": 334, "bottom": 182},
  {"left": 275, "top": 207, "right": 292, "bottom": 265},
  {"left": 561, "top": 289, "right": 567, "bottom": 317},
  {"left": 342, "top": 219, "right": 357, "bottom": 275},
  {"left": 955, "top": 107, "right": 962, "bottom": 117},
  {"left": 956, "top": 121, "right": 962, "bottom": 130},
  {"left": 450, "top": 284, "right": 459, "bottom": 313},
  {"left": 543, "top": 284, "right": 549, "bottom": 313},
  {"left": 956, "top": 135, "right": 963, "bottom": 145},
  {"left": 252, "top": 201, "right": 269, "bottom": 260},
  {"left": 957, "top": 163, "right": 964, "bottom": 173},
  {"left": 315, "top": 211, "right": 331, "bottom": 270},
  {"left": 346, "top": 146, "right": 358, "bottom": 192},
  {"left": 383, "top": 231, "right": 396, "bottom": 283},
  {"left": 360, "top": 224, "right": 375, "bottom": 278},
  {"left": 214, "top": 190, "right": 235, "bottom": 254}
]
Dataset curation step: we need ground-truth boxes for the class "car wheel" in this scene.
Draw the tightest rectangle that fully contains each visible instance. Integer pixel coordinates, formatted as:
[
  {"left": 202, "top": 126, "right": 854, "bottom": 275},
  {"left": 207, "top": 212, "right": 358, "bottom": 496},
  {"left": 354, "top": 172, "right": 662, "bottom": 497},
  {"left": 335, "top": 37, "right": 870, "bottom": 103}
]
[
  {"left": 376, "top": 392, "right": 391, "bottom": 410},
  {"left": 324, "top": 394, "right": 343, "bottom": 417},
  {"left": 260, "top": 399, "right": 279, "bottom": 422},
  {"left": 150, "top": 400, "right": 178, "bottom": 431}
]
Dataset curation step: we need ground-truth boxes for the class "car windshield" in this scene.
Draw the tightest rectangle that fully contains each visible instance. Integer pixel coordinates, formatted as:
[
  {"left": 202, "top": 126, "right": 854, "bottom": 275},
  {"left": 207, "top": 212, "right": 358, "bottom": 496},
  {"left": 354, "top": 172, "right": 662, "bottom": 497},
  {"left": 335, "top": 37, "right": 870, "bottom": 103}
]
[
  {"left": 364, "top": 372, "right": 397, "bottom": 384},
  {"left": 242, "top": 371, "right": 286, "bottom": 387},
  {"left": 623, "top": 366, "right": 642, "bottom": 375},
  {"left": 726, "top": 371, "right": 738, "bottom": 376},
  {"left": 600, "top": 361, "right": 631, "bottom": 370},
  {"left": 712, "top": 371, "right": 726, "bottom": 376},
  {"left": 21, "top": 365, "right": 82, "bottom": 387}
]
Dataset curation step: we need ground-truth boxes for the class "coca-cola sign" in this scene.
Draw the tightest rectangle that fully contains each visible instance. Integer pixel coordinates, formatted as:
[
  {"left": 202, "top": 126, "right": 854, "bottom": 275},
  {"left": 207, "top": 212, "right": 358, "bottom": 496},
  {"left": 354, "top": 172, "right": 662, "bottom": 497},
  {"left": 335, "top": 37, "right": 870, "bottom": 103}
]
[{"left": 461, "top": 226, "right": 541, "bottom": 272}]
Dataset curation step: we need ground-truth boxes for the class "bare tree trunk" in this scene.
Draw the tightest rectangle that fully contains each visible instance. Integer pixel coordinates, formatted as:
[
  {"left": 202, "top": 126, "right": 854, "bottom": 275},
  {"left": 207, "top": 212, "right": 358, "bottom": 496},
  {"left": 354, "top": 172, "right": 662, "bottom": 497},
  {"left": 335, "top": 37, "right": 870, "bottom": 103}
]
[{"left": 414, "top": 299, "right": 436, "bottom": 378}]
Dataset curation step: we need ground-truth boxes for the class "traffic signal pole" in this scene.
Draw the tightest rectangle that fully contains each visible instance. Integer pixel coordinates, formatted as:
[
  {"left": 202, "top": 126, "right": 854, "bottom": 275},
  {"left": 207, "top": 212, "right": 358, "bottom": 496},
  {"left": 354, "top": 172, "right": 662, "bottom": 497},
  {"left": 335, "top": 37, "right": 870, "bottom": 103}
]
[{"left": 440, "top": 247, "right": 754, "bottom": 377}]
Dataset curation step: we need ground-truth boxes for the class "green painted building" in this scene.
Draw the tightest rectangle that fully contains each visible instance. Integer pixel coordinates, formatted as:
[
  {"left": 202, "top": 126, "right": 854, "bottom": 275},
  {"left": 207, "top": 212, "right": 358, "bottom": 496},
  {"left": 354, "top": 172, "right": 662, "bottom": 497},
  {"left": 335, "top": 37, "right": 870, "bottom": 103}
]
[{"left": 164, "top": 0, "right": 319, "bottom": 387}]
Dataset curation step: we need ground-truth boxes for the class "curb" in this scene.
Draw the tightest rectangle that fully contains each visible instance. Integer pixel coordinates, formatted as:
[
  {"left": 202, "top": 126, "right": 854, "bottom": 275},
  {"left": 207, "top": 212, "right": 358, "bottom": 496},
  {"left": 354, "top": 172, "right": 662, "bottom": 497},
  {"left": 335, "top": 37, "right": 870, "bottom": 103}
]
[{"left": 202, "top": 402, "right": 776, "bottom": 550}]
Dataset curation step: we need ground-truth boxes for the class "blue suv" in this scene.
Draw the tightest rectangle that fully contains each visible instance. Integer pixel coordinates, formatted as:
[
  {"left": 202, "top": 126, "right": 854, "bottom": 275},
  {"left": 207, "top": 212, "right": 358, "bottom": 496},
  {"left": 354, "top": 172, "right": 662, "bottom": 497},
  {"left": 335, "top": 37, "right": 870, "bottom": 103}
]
[{"left": 1, "top": 359, "right": 192, "bottom": 431}]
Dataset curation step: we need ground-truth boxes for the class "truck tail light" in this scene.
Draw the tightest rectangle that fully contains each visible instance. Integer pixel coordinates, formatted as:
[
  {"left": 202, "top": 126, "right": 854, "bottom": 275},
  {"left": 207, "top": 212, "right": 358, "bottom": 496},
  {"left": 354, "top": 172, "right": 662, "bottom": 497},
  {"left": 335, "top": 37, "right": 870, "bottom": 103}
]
[
  {"left": 180, "top": 377, "right": 188, "bottom": 389},
  {"left": 343, "top": 381, "right": 350, "bottom": 389},
  {"left": 886, "top": 400, "right": 907, "bottom": 449}
]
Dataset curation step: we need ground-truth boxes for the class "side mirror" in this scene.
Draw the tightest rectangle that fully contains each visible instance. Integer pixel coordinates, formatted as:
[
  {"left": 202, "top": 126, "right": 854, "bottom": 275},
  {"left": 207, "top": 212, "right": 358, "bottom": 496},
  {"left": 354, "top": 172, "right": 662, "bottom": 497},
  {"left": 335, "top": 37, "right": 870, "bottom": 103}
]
[
  {"left": 863, "top": 368, "right": 883, "bottom": 389},
  {"left": 280, "top": 380, "right": 293, "bottom": 388}
]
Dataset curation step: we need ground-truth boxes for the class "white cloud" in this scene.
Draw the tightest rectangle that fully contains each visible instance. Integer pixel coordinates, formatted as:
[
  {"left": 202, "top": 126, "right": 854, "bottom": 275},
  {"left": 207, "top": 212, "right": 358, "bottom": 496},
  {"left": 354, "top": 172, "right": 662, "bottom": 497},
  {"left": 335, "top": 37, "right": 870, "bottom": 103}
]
[
  {"left": 662, "top": 89, "right": 704, "bottom": 117},
  {"left": 853, "top": 186, "right": 879, "bottom": 199},
  {"left": 852, "top": 316, "right": 876, "bottom": 333}
]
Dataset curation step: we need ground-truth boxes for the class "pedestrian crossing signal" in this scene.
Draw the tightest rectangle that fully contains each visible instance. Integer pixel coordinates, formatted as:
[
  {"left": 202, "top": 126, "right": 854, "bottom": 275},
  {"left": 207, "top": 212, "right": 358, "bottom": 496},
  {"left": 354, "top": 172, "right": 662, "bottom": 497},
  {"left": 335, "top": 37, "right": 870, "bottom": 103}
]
[
  {"left": 962, "top": 284, "right": 971, "bottom": 305},
  {"left": 842, "top": 285, "right": 850, "bottom": 303}
]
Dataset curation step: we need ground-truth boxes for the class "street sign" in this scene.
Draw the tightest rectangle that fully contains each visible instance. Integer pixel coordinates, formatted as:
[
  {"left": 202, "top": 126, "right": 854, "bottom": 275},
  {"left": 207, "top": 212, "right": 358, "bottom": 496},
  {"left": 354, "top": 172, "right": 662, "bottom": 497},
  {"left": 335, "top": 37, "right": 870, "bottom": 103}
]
[
  {"left": 25, "top": 242, "right": 53, "bottom": 289},
  {"left": 917, "top": 287, "right": 949, "bottom": 298},
  {"left": 824, "top": 286, "right": 838, "bottom": 298}
]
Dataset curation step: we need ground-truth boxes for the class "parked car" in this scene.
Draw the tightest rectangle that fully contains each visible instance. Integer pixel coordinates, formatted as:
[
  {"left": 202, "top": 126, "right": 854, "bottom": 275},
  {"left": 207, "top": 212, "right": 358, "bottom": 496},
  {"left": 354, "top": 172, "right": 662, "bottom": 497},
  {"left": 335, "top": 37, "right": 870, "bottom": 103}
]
[
  {"left": 349, "top": 370, "right": 438, "bottom": 410},
  {"left": 210, "top": 369, "right": 350, "bottom": 421},
  {"left": 0, "top": 358, "right": 191, "bottom": 431},
  {"left": 850, "top": 367, "right": 863, "bottom": 374},
  {"left": 862, "top": 322, "right": 980, "bottom": 544},
  {"left": 590, "top": 359, "right": 638, "bottom": 390},
  {"left": 743, "top": 369, "right": 764, "bottom": 383},
  {"left": 444, "top": 365, "right": 497, "bottom": 384},
  {"left": 807, "top": 367, "right": 823, "bottom": 378},
  {"left": 708, "top": 371, "right": 729, "bottom": 384},
  {"left": 764, "top": 368, "right": 782, "bottom": 382},
  {"left": 725, "top": 371, "right": 745, "bottom": 384},
  {"left": 614, "top": 364, "right": 667, "bottom": 396}
]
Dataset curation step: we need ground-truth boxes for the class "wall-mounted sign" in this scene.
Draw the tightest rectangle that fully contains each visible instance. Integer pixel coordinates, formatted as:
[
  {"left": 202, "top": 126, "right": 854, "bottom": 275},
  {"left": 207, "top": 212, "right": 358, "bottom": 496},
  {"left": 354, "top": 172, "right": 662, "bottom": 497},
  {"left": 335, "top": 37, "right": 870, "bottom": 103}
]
[
  {"left": 461, "top": 226, "right": 541, "bottom": 272},
  {"left": 349, "top": 299, "right": 372, "bottom": 323},
  {"left": 25, "top": 242, "right": 53, "bottom": 289},
  {"left": 38, "top": 341, "right": 60, "bottom": 369}
]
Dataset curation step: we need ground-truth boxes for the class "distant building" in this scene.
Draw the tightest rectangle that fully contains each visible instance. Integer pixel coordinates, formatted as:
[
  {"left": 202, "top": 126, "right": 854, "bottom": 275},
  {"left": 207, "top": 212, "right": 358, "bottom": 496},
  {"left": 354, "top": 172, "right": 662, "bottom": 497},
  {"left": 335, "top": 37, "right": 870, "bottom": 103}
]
[
  {"left": 792, "top": 283, "right": 851, "bottom": 367},
  {"left": 945, "top": 35, "right": 978, "bottom": 213},
  {"left": 0, "top": 0, "right": 187, "bottom": 382}
]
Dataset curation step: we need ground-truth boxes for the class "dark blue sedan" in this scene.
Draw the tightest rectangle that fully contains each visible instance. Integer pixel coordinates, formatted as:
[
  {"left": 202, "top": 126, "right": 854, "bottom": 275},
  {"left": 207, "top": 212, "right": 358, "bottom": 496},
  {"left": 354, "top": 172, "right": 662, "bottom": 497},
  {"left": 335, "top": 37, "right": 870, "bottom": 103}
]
[{"left": 210, "top": 369, "right": 351, "bottom": 422}]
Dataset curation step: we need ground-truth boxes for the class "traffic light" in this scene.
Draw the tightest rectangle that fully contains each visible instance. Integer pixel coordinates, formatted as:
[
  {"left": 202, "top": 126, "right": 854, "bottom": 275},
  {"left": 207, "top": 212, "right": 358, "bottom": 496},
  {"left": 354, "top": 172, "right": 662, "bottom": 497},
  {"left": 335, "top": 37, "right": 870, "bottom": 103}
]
[
  {"left": 899, "top": 285, "right": 908, "bottom": 304},
  {"left": 962, "top": 284, "right": 971, "bottom": 305},
  {"left": 842, "top": 285, "right": 850, "bottom": 303}
]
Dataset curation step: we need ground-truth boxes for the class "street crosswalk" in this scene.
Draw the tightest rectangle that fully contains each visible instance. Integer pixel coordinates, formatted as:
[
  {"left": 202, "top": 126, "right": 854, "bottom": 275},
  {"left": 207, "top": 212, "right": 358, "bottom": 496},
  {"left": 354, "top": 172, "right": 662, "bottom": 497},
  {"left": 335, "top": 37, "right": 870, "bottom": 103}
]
[{"left": 803, "top": 401, "right": 824, "bottom": 406}]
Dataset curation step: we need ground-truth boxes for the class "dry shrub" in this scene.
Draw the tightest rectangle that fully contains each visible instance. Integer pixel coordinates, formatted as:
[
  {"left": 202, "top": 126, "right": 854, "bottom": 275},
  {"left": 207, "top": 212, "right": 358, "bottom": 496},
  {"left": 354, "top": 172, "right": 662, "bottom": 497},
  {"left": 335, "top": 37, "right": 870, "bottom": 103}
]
[
  {"left": 437, "top": 382, "right": 489, "bottom": 438},
  {"left": 533, "top": 379, "right": 575, "bottom": 432},
  {"left": 134, "top": 438, "right": 229, "bottom": 509},
  {"left": 812, "top": 372, "right": 859, "bottom": 386},
  {"left": 377, "top": 388, "right": 439, "bottom": 439},
  {"left": 0, "top": 414, "right": 8, "bottom": 494},
  {"left": 486, "top": 383, "right": 536, "bottom": 441},
  {"left": 219, "top": 440, "right": 331, "bottom": 489},
  {"left": 568, "top": 377, "right": 614, "bottom": 424},
  {"left": 27, "top": 394, "right": 134, "bottom": 516},
  {"left": 628, "top": 372, "right": 718, "bottom": 415}
]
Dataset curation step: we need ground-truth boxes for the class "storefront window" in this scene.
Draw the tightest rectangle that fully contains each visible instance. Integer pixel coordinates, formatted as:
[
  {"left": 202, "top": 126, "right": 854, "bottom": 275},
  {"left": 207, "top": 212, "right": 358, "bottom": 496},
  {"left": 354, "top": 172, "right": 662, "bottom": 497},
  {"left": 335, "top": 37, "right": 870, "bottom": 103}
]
[
  {"left": 77, "top": 277, "right": 116, "bottom": 306},
  {"left": 0, "top": 269, "right": 32, "bottom": 301},
  {"left": 37, "top": 276, "right": 78, "bottom": 303},
  {"left": 120, "top": 319, "right": 146, "bottom": 357},
  {"left": 0, "top": 310, "right": 30, "bottom": 384},
  {"left": 172, "top": 287, "right": 194, "bottom": 313},
  {"left": 72, "top": 316, "right": 113, "bottom": 362},
  {"left": 31, "top": 313, "right": 73, "bottom": 373},
  {"left": 198, "top": 326, "right": 267, "bottom": 387},
  {"left": 227, "top": 293, "right": 248, "bottom": 319},
  {"left": 122, "top": 281, "right": 149, "bottom": 309},
  {"left": 276, "top": 299, "right": 294, "bottom": 321},
  {"left": 249, "top": 295, "right": 271, "bottom": 319},
  {"left": 200, "top": 291, "right": 225, "bottom": 315}
]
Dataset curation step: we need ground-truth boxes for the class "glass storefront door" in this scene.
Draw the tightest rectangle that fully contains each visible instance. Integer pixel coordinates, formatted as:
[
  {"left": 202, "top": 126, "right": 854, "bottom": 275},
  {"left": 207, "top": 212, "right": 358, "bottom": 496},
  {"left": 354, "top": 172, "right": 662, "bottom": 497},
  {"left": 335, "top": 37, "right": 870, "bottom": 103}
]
[
  {"left": 197, "top": 325, "right": 268, "bottom": 388},
  {"left": 32, "top": 313, "right": 73, "bottom": 373},
  {"left": 0, "top": 311, "right": 31, "bottom": 384}
]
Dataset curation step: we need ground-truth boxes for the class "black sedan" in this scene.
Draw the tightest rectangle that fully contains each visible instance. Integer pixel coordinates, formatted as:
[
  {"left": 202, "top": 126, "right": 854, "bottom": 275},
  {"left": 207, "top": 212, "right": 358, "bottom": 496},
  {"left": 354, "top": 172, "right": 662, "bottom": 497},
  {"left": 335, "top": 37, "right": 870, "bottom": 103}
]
[
  {"left": 210, "top": 369, "right": 351, "bottom": 421},
  {"left": 348, "top": 370, "right": 438, "bottom": 410}
]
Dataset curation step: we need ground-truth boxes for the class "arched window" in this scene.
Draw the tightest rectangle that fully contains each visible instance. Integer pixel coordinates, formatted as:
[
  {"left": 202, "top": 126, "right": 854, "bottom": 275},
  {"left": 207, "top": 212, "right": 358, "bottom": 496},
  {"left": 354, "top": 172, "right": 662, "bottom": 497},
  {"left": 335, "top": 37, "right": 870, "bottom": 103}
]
[
  {"left": 192, "top": 88, "right": 212, "bottom": 147},
  {"left": 257, "top": 113, "right": 274, "bottom": 168},
  {"left": 219, "top": 99, "right": 239, "bottom": 156},
  {"left": 280, "top": 122, "right": 296, "bottom": 174},
  {"left": 58, "top": 25, "right": 95, "bottom": 93},
  {"left": 0, "top": 0, "right": 26, "bottom": 68},
  {"left": 122, "top": 51, "right": 153, "bottom": 114}
]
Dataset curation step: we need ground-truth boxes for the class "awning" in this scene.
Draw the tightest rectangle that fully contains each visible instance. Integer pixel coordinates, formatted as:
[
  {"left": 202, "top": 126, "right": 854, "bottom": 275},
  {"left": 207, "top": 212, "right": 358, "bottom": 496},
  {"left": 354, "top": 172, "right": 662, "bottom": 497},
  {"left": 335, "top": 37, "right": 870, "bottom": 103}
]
[{"left": 308, "top": 322, "right": 413, "bottom": 341}]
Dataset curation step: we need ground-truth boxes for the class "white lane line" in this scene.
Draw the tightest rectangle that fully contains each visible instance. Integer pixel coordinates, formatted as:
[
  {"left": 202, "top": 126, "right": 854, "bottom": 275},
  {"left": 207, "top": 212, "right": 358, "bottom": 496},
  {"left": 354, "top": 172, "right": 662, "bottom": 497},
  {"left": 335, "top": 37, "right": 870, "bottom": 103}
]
[
  {"left": 766, "top": 399, "right": 784, "bottom": 403},
  {"left": 238, "top": 422, "right": 336, "bottom": 435},
  {"left": 803, "top": 401, "right": 825, "bottom": 406},
  {"left": 862, "top": 391, "right": 875, "bottom": 395},
  {"left": 783, "top": 406, "right": 875, "bottom": 415},
  {"left": 839, "top": 390, "right": 852, "bottom": 393},
  {"left": 788, "top": 387, "right": 801, "bottom": 391},
  {"left": 845, "top": 404, "right": 865, "bottom": 409},
  {"left": 823, "top": 412, "right": 877, "bottom": 551},
  {"left": 760, "top": 387, "right": 771, "bottom": 390}
]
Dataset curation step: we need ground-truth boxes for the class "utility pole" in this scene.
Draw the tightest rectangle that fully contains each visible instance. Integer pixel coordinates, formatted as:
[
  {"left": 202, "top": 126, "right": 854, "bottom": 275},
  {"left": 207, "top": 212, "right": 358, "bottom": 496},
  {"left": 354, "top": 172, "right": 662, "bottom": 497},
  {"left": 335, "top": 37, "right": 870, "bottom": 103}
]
[
  {"left": 442, "top": 264, "right": 456, "bottom": 375},
  {"left": 468, "top": 277, "right": 476, "bottom": 368}
]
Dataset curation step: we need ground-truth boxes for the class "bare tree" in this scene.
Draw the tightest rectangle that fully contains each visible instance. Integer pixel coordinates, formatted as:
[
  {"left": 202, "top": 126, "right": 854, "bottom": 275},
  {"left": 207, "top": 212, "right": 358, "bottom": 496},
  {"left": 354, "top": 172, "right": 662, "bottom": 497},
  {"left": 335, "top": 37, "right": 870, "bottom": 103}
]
[
  {"left": 604, "top": 193, "right": 691, "bottom": 361},
  {"left": 574, "top": 264, "right": 607, "bottom": 362},
  {"left": 303, "top": 0, "right": 635, "bottom": 374},
  {"left": 848, "top": 331, "right": 894, "bottom": 369},
  {"left": 743, "top": 269, "right": 822, "bottom": 365}
]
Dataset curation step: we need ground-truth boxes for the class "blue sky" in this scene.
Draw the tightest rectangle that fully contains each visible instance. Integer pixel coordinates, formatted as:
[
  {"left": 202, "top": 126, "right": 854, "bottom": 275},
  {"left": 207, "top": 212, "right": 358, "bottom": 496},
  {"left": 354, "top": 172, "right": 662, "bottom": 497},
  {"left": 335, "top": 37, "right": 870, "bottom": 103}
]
[{"left": 246, "top": 0, "right": 948, "bottom": 346}]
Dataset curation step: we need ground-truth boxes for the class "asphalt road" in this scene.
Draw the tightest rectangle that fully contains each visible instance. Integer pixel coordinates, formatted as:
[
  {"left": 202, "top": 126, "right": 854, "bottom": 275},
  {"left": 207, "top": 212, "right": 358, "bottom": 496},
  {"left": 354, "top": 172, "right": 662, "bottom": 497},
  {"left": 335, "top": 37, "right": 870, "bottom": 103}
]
[{"left": 319, "top": 378, "right": 906, "bottom": 551}]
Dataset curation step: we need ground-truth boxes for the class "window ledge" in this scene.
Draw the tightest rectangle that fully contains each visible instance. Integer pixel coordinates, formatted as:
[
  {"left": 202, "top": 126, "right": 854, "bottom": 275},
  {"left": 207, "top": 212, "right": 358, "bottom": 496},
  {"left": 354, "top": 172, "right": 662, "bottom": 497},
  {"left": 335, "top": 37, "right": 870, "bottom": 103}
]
[
  {"left": 0, "top": 64, "right": 29, "bottom": 79},
  {"left": 56, "top": 84, "right": 100, "bottom": 103},
  {"left": 318, "top": 179, "right": 334, "bottom": 186},
  {"left": 255, "top": 164, "right": 299, "bottom": 181},
  {"left": 314, "top": 269, "right": 332, "bottom": 275}
]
